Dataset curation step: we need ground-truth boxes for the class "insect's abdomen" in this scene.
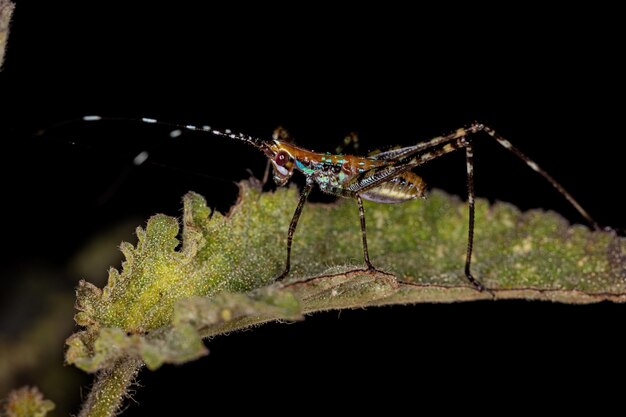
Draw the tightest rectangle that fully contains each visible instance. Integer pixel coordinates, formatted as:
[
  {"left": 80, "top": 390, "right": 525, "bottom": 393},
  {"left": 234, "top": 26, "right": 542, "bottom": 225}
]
[{"left": 361, "top": 172, "right": 426, "bottom": 203}]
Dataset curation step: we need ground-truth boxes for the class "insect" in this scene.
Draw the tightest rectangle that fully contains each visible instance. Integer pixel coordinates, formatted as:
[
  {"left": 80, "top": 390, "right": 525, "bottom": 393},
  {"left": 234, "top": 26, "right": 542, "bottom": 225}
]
[{"left": 50, "top": 116, "right": 600, "bottom": 291}]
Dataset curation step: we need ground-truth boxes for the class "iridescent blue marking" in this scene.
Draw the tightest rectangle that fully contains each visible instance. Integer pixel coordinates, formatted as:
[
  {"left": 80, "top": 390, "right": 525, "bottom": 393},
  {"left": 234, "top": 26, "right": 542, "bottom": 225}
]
[{"left": 296, "top": 160, "right": 314, "bottom": 175}]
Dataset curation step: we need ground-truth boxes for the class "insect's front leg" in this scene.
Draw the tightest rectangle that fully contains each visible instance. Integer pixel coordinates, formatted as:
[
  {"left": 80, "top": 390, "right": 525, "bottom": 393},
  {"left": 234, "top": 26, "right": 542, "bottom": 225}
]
[{"left": 276, "top": 181, "right": 313, "bottom": 281}]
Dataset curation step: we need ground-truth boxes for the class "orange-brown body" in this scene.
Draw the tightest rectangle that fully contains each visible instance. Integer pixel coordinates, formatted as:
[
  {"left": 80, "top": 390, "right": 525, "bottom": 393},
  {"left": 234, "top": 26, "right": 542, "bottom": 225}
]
[{"left": 267, "top": 141, "right": 427, "bottom": 203}]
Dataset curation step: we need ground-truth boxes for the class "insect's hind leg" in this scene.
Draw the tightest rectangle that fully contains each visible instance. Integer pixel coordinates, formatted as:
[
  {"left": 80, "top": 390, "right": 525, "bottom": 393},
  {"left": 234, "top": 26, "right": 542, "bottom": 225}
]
[
  {"left": 471, "top": 123, "right": 600, "bottom": 230},
  {"left": 463, "top": 142, "right": 485, "bottom": 291},
  {"left": 461, "top": 122, "right": 601, "bottom": 291},
  {"left": 335, "top": 132, "right": 360, "bottom": 154}
]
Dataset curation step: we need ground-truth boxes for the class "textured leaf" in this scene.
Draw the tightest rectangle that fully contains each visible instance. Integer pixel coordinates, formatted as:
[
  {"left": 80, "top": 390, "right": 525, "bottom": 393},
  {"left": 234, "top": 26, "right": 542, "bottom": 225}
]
[
  {"left": 70, "top": 181, "right": 625, "bottom": 416},
  {"left": 68, "top": 181, "right": 625, "bottom": 373}
]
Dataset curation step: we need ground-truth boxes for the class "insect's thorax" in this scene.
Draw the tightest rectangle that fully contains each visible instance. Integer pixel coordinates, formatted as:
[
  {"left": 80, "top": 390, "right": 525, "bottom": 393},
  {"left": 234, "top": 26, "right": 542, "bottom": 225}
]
[{"left": 279, "top": 143, "right": 427, "bottom": 203}]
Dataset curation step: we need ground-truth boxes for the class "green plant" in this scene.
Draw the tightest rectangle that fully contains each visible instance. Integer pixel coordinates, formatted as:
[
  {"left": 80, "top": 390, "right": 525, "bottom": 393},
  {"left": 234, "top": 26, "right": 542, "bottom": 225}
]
[{"left": 3, "top": 182, "right": 624, "bottom": 417}]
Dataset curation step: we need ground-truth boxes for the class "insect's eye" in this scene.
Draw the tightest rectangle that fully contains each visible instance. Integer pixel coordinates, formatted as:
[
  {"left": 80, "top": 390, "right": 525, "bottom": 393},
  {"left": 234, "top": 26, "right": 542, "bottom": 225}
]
[{"left": 275, "top": 151, "right": 289, "bottom": 166}]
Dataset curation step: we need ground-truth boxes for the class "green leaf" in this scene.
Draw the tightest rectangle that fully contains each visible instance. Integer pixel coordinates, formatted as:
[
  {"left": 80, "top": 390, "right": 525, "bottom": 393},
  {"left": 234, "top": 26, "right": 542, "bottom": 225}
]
[
  {"left": 69, "top": 182, "right": 626, "bottom": 371},
  {"left": 70, "top": 181, "right": 625, "bottom": 416}
]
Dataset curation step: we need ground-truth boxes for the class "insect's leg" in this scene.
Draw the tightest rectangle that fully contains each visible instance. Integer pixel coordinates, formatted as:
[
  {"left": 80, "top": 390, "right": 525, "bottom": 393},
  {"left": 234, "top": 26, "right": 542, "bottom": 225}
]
[
  {"left": 353, "top": 135, "right": 485, "bottom": 289},
  {"left": 356, "top": 194, "right": 375, "bottom": 270},
  {"left": 276, "top": 182, "right": 313, "bottom": 281},
  {"left": 347, "top": 135, "right": 469, "bottom": 195},
  {"left": 335, "top": 132, "right": 359, "bottom": 154},
  {"left": 463, "top": 143, "right": 485, "bottom": 291},
  {"left": 346, "top": 133, "right": 484, "bottom": 288},
  {"left": 261, "top": 159, "right": 272, "bottom": 186},
  {"left": 273, "top": 126, "right": 293, "bottom": 142},
  {"left": 352, "top": 136, "right": 487, "bottom": 289},
  {"left": 479, "top": 124, "right": 600, "bottom": 230}
]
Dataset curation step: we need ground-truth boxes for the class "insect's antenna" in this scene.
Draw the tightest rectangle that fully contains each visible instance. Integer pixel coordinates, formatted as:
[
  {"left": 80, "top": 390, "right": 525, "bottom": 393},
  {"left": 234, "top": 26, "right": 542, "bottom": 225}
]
[{"left": 36, "top": 115, "right": 270, "bottom": 151}]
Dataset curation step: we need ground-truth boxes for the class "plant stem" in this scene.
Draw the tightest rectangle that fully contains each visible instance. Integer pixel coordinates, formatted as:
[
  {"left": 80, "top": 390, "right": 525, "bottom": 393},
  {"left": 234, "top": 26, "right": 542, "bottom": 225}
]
[
  {"left": 0, "top": 0, "right": 15, "bottom": 70},
  {"left": 78, "top": 358, "right": 142, "bottom": 417}
]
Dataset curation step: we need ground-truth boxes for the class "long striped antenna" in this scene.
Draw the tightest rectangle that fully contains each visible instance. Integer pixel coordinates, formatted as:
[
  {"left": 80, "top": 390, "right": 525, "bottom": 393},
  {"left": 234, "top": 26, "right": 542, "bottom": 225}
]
[
  {"left": 34, "top": 114, "right": 274, "bottom": 205},
  {"left": 37, "top": 115, "right": 270, "bottom": 150}
]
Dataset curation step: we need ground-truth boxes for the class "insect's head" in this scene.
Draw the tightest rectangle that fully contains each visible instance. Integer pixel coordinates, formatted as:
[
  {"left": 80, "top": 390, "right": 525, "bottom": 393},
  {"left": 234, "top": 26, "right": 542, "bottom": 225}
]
[
  {"left": 264, "top": 142, "right": 296, "bottom": 186},
  {"left": 211, "top": 125, "right": 296, "bottom": 186}
]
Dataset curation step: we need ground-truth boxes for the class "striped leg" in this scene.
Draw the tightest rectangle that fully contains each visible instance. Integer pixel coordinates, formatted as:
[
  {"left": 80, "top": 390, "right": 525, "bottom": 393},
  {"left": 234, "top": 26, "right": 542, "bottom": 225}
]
[
  {"left": 482, "top": 125, "right": 600, "bottom": 230},
  {"left": 276, "top": 182, "right": 313, "bottom": 280},
  {"left": 347, "top": 123, "right": 598, "bottom": 290},
  {"left": 463, "top": 143, "right": 484, "bottom": 291},
  {"left": 356, "top": 194, "right": 375, "bottom": 270}
]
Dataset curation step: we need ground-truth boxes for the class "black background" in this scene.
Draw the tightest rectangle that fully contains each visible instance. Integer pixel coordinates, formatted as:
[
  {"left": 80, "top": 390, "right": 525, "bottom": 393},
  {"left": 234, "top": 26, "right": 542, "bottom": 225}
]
[{"left": 1, "top": 3, "right": 625, "bottom": 415}]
